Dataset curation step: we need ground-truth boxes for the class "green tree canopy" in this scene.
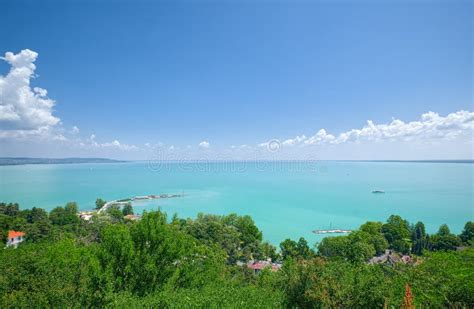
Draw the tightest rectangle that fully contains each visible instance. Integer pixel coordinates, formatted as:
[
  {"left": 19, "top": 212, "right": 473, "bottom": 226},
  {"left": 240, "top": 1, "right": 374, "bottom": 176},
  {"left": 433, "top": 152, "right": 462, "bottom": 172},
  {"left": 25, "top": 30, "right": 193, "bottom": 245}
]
[
  {"left": 95, "top": 198, "right": 107, "bottom": 210},
  {"left": 382, "top": 215, "right": 411, "bottom": 254},
  {"left": 460, "top": 221, "right": 474, "bottom": 245},
  {"left": 122, "top": 203, "right": 134, "bottom": 216},
  {"left": 411, "top": 221, "right": 428, "bottom": 255},
  {"left": 430, "top": 224, "right": 461, "bottom": 251},
  {"left": 49, "top": 203, "right": 80, "bottom": 226}
]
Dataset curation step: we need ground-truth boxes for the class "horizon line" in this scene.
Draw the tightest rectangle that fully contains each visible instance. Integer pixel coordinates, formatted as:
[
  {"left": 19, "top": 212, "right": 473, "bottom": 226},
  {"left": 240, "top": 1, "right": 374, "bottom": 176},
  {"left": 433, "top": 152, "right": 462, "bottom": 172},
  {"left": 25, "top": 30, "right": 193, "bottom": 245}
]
[{"left": 1, "top": 157, "right": 473, "bottom": 163}]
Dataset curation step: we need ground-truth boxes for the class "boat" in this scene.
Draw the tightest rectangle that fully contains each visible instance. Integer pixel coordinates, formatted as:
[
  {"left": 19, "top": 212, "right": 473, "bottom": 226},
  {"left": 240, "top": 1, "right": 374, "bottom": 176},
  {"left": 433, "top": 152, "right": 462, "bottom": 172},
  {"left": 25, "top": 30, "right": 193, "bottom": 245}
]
[{"left": 372, "top": 190, "right": 385, "bottom": 194}]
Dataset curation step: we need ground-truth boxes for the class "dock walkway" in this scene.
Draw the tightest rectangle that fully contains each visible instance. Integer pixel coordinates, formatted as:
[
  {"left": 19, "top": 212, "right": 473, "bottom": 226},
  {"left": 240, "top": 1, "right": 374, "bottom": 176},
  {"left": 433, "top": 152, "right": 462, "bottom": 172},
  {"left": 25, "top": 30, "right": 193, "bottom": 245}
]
[{"left": 97, "top": 193, "right": 183, "bottom": 214}]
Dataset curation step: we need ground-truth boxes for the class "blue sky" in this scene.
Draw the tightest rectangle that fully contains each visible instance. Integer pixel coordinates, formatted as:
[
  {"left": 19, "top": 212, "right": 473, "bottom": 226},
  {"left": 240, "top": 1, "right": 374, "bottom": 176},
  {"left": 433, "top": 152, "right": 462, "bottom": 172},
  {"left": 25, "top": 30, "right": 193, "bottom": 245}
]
[{"left": 0, "top": 0, "right": 472, "bottom": 159}]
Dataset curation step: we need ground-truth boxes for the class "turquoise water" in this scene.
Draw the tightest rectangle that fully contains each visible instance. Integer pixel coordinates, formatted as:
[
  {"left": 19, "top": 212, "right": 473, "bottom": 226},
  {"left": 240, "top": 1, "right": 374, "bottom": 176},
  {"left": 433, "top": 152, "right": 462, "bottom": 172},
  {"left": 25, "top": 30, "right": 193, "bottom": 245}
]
[{"left": 0, "top": 161, "right": 472, "bottom": 245}]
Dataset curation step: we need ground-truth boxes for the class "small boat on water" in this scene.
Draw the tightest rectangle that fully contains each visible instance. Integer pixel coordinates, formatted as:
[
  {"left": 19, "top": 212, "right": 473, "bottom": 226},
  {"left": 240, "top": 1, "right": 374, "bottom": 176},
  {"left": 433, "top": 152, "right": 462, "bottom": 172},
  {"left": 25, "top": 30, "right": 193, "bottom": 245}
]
[{"left": 372, "top": 190, "right": 385, "bottom": 194}]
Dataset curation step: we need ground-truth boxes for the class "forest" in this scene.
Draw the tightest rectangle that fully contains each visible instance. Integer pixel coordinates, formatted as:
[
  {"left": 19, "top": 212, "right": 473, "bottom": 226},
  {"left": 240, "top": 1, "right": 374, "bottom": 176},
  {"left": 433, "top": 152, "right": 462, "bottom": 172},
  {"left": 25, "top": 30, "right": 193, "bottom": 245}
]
[{"left": 0, "top": 201, "right": 473, "bottom": 308}]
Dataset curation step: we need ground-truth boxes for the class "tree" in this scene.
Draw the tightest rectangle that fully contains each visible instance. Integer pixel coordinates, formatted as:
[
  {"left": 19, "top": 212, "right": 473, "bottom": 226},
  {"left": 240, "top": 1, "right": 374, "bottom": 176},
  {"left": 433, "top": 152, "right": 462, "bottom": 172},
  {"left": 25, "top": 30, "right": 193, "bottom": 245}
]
[
  {"left": 360, "top": 221, "right": 384, "bottom": 235},
  {"left": 222, "top": 214, "right": 263, "bottom": 259},
  {"left": 123, "top": 211, "right": 225, "bottom": 295},
  {"left": 0, "top": 240, "right": 98, "bottom": 307},
  {"left": 280, "top": 239, "right": 299, "bottom": 261},
  {"left": 259, "top": 241, "right": 279, "bottom": 261},
  {"left": 382, "top": 215, "right": 411, "bottom": 254},
  {"left": 49, "top": 203, "right": 80, "bottom": 226},
  {"left": 95, "top": 198, "right": 107, "bottom": 210},
  {"left": 318, "top": 236, "right": 349, "bottom": 258},
  {"left": 183, "top": 213, "right": 264, "bottom": 263},
  {"left": 184, "top": 214, "right": 242, "bottom": 262},
  {"left": 26, "top": 219, "right": 52, "bottom": 242},
  {"left": 411, "top": 221, "right": 428, "bottom": 255},
  {"left": 106, "top": 204, "right": 124, "bottom": 223},
  {"left": 297, "top": 237, "right": 313, "bottom": 259},
  {"left": 460, "top": 221, "right": 474, "bottom": 245},
  {"left": 371, "top": 234, "right": 389, "bottom": 255},
  {"left": 122, "top": 203, "right": 134, "bottom": 216},
  {"left": 279, "top": 237, "right": 313, "bottom": 261},
  {"left": 23, "top": 207, "right": 49, "bottom": 224},
  {"left": 438, "top": 224, "right": 451, "bottom": 237},
  {"left": 430, "top": 224, "right": 461, "bottom": 251},
  {"left": 0, "top": 203, "right": 20, "bottom": 216},
  {"left": 318, "top": 229, "right": 384, "bottom": 262}
]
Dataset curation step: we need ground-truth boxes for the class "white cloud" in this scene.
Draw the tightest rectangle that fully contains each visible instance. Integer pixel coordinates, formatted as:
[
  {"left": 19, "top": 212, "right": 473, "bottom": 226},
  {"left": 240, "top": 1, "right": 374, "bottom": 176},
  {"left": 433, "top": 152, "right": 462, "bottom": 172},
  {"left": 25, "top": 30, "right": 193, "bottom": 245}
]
[
  {"left": 0, "top": 49, "right": 139, "bottom": 155},
  {"left": 101, "top": 140, "right": 138, "bottom": 151},
  {"left": 304, "top": 129, "right": 335, "bottom": 145},
  {"left": 0, "top": 49, "right": 60, "bottom": 131},
  {"left": 84, "top": 134, "right": 138, "bottom": 151},
  {"left": 282, "top": 134, "right": 307, "bottom": 146},
  {"left": 199, "top": 141, "right": 210, "bottom": 149},
  {"left": 270, "top": 111, "right": 473, "bottom": 148},
  {"left": 0, "top": 125, "right": 68, "bottom": 142},
  {"left": 332, "top": 110, "right": 473, "bottom": 144}
]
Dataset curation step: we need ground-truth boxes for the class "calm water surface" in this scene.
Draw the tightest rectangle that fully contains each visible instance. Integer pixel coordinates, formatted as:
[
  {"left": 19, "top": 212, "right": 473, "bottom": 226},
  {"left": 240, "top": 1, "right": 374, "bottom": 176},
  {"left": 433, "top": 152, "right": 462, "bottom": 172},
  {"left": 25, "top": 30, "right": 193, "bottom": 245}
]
[{"left": 0, "top": 161, "right": 472, "bottom": 245}]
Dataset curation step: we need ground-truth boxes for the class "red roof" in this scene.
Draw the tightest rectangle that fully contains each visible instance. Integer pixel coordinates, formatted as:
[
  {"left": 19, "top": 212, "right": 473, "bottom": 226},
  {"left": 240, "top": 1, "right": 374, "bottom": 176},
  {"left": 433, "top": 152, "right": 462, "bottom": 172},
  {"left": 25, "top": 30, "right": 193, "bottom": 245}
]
[
  {"left": 8, "top": 230, "right": 25, "bottom": 238},
  {"left": 248, "top": 262, "right": 267, "bottom": 270}
]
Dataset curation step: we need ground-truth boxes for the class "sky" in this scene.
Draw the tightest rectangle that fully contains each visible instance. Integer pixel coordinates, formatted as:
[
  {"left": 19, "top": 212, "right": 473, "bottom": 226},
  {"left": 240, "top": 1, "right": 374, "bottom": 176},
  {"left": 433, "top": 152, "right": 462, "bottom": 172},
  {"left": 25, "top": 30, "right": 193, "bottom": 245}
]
[{"left": 0, "top": 0, "right": 472, "bottom": 160}]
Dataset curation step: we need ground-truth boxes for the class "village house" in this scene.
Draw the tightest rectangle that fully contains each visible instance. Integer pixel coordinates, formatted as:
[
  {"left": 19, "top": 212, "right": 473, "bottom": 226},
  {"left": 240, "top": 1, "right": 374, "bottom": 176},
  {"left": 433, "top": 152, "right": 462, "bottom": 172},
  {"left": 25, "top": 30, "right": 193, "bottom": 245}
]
[
  {"left": 124, "top": 214, "right": 142, "bottom": 221},
  {"left": 244, "top": 259, "right": 283, "bottom": 274},
  {"left": 368, "top": 249, "right": 412, "bottom": 265},
  {"left": 79, "top": 211, "right": 94, "bottom": 221},
  {"left": 6, "top": 230, "right": 25, "bottom": 248}
]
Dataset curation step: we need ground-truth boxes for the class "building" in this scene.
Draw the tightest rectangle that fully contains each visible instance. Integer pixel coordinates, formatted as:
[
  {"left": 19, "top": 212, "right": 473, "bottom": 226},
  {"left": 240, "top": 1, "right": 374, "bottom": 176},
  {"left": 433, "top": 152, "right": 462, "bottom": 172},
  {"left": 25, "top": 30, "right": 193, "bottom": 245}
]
[
  {"left": 79, "top": 211, "right": 94, "bottom": 221},
  {"left": 368, "top": 249, "right": 412, "bottom": 265},
  {"left": 245, "top": 259, "right": 282, "bottom": 274},
  {"left": 124, "top": 214, "right": 142, "bottom": 221},
  {"left": 6, "top": 230, "right": 25, "bottom": 248}
]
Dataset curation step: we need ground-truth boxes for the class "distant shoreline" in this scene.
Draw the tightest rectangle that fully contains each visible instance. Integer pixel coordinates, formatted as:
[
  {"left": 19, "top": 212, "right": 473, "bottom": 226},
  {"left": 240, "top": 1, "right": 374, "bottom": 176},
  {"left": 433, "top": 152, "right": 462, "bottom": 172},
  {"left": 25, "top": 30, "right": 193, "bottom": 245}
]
[
  {"left": 1, "top": 157, "right": 472, "bottom": 166},
  {"left": 134, "top": 159, "right": 474, "bottom": 164},
  {"left": 0, "top": 157, "right": 127, "bottom": 166}
]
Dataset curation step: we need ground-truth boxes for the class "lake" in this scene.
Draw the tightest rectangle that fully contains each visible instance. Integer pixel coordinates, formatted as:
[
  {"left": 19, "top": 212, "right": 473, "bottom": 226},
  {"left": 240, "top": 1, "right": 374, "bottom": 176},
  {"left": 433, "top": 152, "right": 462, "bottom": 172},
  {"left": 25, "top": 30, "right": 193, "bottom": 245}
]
[{"left": 0, "top": 161, "right": 472, "bottom": 245}]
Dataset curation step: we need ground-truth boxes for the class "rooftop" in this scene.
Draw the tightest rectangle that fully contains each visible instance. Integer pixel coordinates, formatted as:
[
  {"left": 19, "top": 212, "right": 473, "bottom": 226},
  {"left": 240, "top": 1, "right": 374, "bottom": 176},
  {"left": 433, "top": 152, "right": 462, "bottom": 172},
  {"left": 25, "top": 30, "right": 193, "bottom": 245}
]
[{"left": 8, "top": 230, "right": 25, "bottom": 238}]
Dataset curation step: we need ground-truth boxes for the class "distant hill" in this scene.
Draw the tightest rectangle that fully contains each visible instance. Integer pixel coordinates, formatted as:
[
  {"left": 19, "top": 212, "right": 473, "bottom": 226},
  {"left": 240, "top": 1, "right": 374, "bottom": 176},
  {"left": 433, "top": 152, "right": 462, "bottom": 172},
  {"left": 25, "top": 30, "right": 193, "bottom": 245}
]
[{"left": 0, "top": 157, "right": 127, "bottom": 166}]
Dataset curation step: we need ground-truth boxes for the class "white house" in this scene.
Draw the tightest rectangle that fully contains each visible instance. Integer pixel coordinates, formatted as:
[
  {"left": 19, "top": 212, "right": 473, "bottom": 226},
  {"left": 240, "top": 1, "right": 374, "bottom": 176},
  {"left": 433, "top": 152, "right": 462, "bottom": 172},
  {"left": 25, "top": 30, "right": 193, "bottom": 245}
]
[{"left": 6, "top": 230, "right": 25, "bottom": 248}]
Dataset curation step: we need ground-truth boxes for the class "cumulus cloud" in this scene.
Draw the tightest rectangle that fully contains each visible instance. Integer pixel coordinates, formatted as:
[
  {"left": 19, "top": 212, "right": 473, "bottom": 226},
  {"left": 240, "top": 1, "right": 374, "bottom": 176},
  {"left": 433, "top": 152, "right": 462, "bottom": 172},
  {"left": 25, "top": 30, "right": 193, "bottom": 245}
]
[
  {"left": 0, "top": 49, "right": 60, "bottom": 131},
  {"left": 333, "top": 110, "right": 473, "bottom": 144},
  {"left": 101, "top": 140, "right": 138, "bottom": 151},
  {"left": 282, "top": 134, "right": 307, "bottom": 146},
  {"left": 199, "top": 141, "right": 210, "bottom": 149},
  {"left": 81, "top": 134, "right": 138, "bottom": 151},
  {"left": 268, "top": 111, "right": 473, "bottom": 148},
  {"left": 0, "top": 125, "right": 65, "bottom": 141},
  {"left": 305, "top": 129, "right": 335, "bottom": 145},
  {"left": 0, "top": 49, "right": 139, "bottom": 155}
]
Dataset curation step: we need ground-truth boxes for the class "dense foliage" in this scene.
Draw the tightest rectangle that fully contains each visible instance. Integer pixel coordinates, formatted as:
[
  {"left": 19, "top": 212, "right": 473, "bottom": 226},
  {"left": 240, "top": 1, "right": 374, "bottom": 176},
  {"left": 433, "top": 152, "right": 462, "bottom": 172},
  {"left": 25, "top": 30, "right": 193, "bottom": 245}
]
[{"left": 0, "top": 202, "right": 473, "bottom": 308}]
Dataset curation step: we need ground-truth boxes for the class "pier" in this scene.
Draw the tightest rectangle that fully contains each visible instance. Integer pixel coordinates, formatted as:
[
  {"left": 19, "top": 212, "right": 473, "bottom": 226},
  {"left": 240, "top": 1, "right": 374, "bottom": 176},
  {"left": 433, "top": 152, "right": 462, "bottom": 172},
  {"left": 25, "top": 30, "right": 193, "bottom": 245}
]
[
  {"left": 312, "top": 229, "right": 353, "bottom": 234},
  {"left": 97, "top": 193, "right": 183, "bottom": 214}
]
